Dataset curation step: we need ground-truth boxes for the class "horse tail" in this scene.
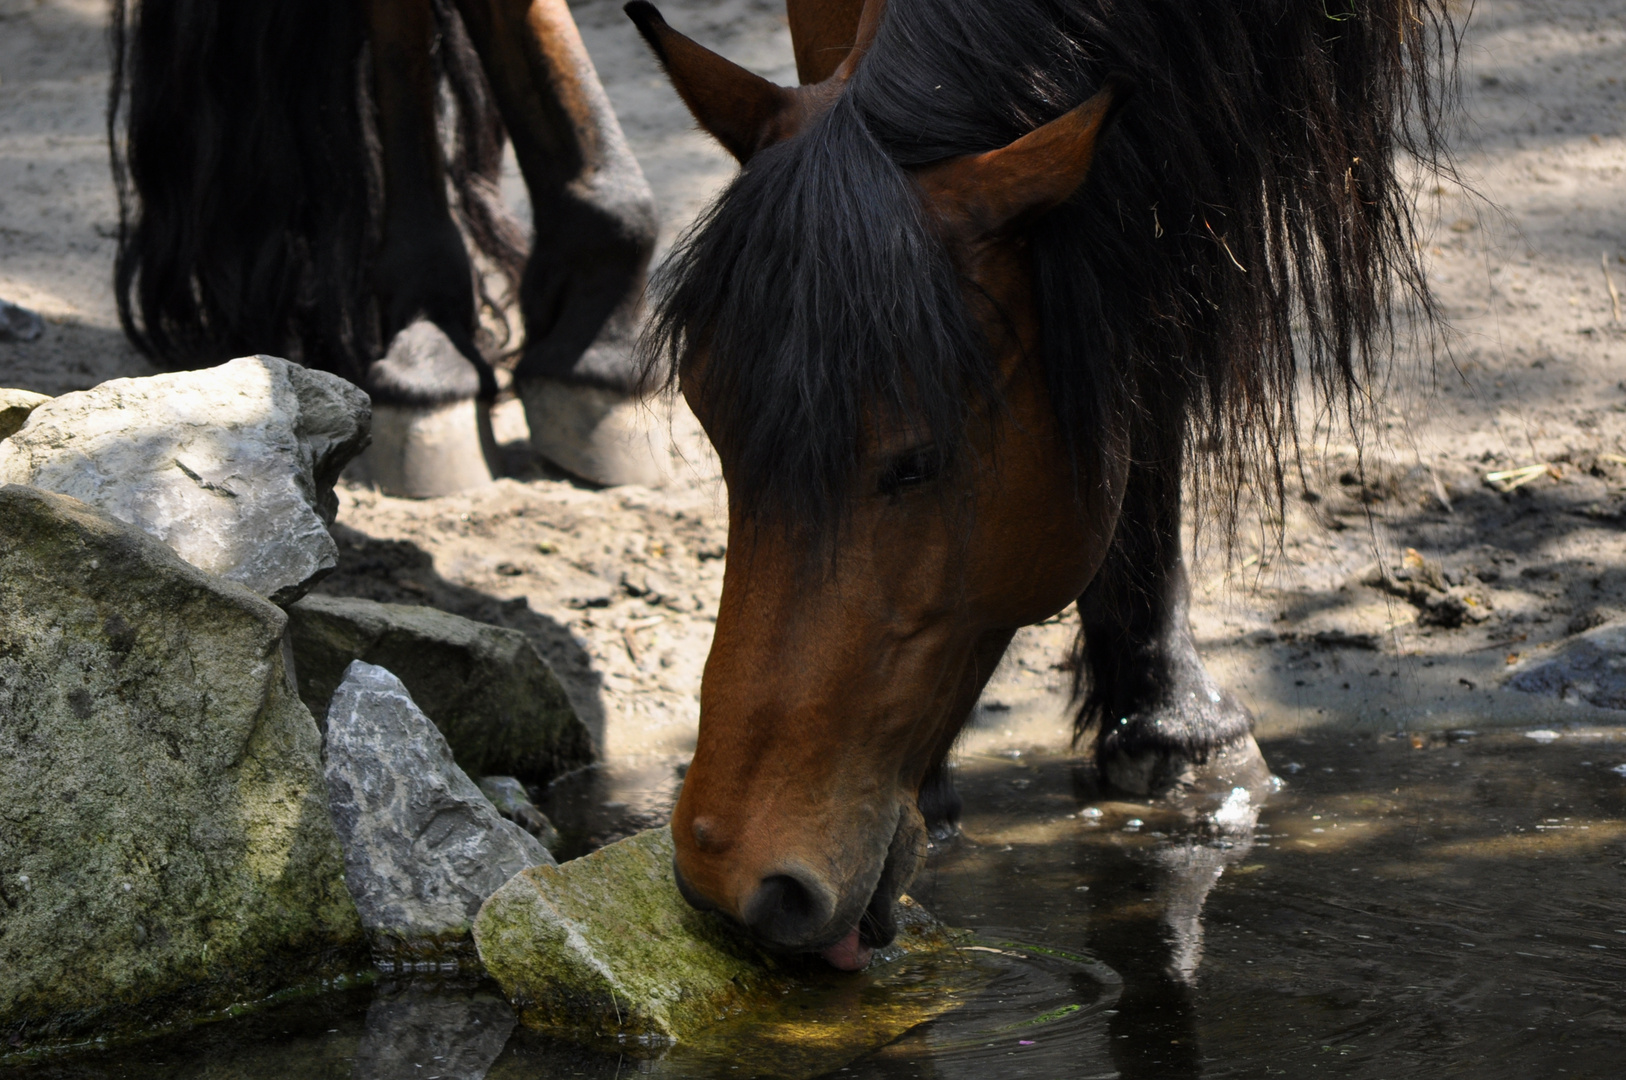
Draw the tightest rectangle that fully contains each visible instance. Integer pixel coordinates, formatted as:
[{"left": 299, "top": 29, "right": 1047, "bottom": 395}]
[
  {"left": 109, "top": 0, "right": 374, "bottom": 381},
  {"left": 432, "top": 0, "right": 529, "bottom": 353},
  {"left": 109, "top": 0, "right": 527, "bottom": 380}
]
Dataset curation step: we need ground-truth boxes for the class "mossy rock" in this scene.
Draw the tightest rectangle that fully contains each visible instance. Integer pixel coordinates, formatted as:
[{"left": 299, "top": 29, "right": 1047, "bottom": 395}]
[
  {"left": 0, "top": 485, "right": 366, "bottom": 1050},
  {"left": 473, "top": 826, "right": 962, "bottom": 1050}
]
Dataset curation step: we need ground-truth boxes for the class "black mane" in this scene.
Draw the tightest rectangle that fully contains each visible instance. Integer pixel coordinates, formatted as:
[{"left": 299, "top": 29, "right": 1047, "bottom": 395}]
[{"left": 643, "top": 0, "right": 1455, "bottom": 529}]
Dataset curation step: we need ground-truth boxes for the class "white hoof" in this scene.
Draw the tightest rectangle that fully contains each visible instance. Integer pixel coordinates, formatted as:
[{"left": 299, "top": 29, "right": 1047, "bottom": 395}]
[
  {"left": 519, "top": 379, "right": 668, "bottom": 488},
  {"left": 360, "top": 398, "right": 496, "bottom": 498}
]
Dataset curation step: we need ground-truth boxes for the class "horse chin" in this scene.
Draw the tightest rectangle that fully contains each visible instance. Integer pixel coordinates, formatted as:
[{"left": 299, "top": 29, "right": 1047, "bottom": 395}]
[{"left": 836, "top": 806, "right": 927, "bottom": 966}]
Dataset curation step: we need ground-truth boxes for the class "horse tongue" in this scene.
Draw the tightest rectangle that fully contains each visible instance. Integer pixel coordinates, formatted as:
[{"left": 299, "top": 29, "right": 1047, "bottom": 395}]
[{"left": 820, "top": 927, "right": 873, "bottom": 971}]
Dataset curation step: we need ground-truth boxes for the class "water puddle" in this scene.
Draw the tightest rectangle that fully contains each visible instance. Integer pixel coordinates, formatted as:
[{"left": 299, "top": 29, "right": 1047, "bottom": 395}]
[{"left": 9, "top": 727, "right": 1625, "bottom": 1078}]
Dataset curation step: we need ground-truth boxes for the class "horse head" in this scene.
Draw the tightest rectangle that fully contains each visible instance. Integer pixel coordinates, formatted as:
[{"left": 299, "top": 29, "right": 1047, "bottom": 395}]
[{"left": 628, "top": 0, "right": 1128, "bottom": 968}]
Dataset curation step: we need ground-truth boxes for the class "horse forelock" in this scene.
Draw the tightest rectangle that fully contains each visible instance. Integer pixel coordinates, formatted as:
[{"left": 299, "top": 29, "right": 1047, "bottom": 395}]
[{"left": 642, "top": 92, "right": 996, "bottom": 535}]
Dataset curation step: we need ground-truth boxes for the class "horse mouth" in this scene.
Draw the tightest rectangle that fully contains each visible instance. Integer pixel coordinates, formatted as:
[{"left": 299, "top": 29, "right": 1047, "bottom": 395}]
[
  {"left": 673, "top": 807, "right": 922, "bottom": 970},
  {"left": 820, "top": 926, "right": 874, "bottom": 970},
  {"left": 816, "top": 814, "right": 920, "bottom": 970}
]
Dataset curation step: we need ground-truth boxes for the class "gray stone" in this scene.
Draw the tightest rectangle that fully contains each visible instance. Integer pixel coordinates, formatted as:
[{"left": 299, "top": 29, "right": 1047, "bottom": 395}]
[
  {"left": 478, "top": 776, "right": 561, "bottom": 852},
  {"left": 0, "top": 485, "right": 365, "bottom": 1049},
  {"left": 0, "top": 387, "right": 50, "bottom": 440},
  {"left": 0, "top": 355, "right": 370, "bottom": 605},
  {"left": 1506, "top": 621, "right": 1626, "bottom": 709},
  {"left": 352, "top": 983, "right": 516, "bottom": 1080},
  {"left": 0, "top": 298, "right": 44, "bottom": 343},
  {"left": 323, "top": 662, "right": 553, "bottom": 968},
  {"left": 287, "top": 593, "right": 590, "bottom": 783}
]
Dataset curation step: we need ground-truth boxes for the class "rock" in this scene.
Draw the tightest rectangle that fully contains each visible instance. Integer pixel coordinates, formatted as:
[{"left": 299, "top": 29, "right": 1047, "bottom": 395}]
[
  {"left": 0, "top": 297, "right": 45, "bottom": 343},
  {"left": 288, "top": 593, "right": 591, "bottom": 783},
  {"left": 352, "top": 982, "right": 516, "bottom": 1080},
  {"left": 473, "top": 826, "right": 957, "bottom": 1045},
  {"left": 478, "top": 776, "right": 562, "bottom": 852},
  {"left": 0, "top": 485, "right": 365, "bottom": 1048},
  {"left": 0, "top": 355, "right": 370, "bottom": 605},
  {"left": 323, "top": 662, "right": 554, "bottom": 969},
  {"left": 0, "top": 387, "right": 50, "bottom": 440},
  {"left": 1506, "top": 621, "right": 1626, "bottom": 709}
]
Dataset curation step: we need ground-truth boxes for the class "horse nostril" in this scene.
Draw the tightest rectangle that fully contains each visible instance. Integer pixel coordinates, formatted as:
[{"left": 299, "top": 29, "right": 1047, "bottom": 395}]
[{"left": 742, "top": 872, "right": 834, "bottom": 950}]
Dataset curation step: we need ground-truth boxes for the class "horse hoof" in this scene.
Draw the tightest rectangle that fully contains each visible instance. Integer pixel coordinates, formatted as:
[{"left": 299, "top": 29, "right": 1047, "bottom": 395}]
[
  {"left": 1101, "top": 731, "right": 1275, "bottom": 807},
  {"left": 519, "top": 378, "right": 668, "bottom": 488},
  {"left": 360, "top": 397, "right": 497, "bottom": 498}
]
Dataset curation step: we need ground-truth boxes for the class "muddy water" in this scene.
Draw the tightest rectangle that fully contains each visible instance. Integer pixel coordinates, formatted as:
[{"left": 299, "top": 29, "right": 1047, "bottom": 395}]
[{"left": 9, "top": 728, "right": 1626, "bottom": 1078}]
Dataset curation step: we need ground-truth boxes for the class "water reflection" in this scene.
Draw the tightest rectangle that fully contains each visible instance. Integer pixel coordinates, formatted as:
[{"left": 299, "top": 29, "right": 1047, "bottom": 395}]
[
  {"left": 352, "top": 981, "right": 513, "bottom": 1080},
  {"left": 1060, "top": 775, "right": 1264, "bottom": 1079}
]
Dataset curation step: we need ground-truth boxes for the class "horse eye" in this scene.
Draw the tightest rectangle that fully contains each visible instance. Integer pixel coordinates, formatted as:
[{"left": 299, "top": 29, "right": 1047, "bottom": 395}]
[{"left": 878, "top": 447, "right": 941, "bottom": 496}]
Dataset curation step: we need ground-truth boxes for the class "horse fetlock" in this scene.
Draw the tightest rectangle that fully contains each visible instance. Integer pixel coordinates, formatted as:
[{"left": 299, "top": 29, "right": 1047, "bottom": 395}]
[{"left": 374, "top": 223, "right": 478, "bottom": 339}]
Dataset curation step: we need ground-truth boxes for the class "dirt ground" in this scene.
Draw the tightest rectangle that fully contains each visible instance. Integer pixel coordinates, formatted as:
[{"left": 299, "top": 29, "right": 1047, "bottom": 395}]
[{"left": 3, "top": 0, "right": 1625, "bottom": 782}]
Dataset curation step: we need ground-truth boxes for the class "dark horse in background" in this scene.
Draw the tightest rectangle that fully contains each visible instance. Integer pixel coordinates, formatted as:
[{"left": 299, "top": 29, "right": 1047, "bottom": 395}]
[
  {"left": 624, "top": 0, "right": 1454, "bottom": 973},
  {"left": 109, "top": 0, "right": 664, "bottom": 493}
]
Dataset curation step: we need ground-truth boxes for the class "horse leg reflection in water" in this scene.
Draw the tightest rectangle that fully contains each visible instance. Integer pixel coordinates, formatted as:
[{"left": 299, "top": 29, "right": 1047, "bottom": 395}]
[{"left": 627, "top": 0, "right": 1452, "bottom": 968}]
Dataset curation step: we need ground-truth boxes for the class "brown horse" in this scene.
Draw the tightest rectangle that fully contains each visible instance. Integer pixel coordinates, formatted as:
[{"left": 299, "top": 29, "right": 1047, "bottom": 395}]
[
  {"left": 110, "top": 0, "right": 662, "bottom": 492},
  {"left": 628, "top": 0, "right": 1452, "bottom": 969}
]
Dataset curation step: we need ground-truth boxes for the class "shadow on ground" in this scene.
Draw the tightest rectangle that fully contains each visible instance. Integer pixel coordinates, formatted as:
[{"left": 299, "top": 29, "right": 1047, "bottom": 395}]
[{"left": 313, "top": 522, "right": 608, "bottom": 757}]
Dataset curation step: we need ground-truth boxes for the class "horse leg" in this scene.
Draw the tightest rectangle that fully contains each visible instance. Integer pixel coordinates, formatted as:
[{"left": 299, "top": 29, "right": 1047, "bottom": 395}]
[
  {"left": 1077, "top": 392, "right": 1269, "bottom": 798},
  {"left": 453, "top": 0, "right": 661, "bottom": 487},
  {"left": 360, "top": 0, "right": 499, "bottom": 497}
]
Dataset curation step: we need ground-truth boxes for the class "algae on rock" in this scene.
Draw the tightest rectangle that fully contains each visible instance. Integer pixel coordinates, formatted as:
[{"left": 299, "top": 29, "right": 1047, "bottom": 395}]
[
  {"left": 473, "top": 826, "right": 959, "bottom": 1046},
  {"left": 0, "top": 485, "right": 365, "bottom": 1048}
]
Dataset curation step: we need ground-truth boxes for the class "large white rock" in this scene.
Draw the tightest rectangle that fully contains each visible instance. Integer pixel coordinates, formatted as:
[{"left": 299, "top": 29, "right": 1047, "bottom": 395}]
[{"left": 0, "top": 356, "right": 370, "bottom": 605}]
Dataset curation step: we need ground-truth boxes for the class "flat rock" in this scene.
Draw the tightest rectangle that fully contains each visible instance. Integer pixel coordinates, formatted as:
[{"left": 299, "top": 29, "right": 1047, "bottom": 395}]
[
  {"left": 288, "top": 593, "right": 591, "bottom": 783},
  {"left": 0, "top": 485, "right": 364, "bottom": 1049},
  {"left": 473, "top": 826, "right": 958, "bottom": 1047},
  {"left": 1506, "top": 621, "right": 1626, "bottom": 709},
  {"left": 0, "top": 387, "right": 50, "bottom": 440},
  {"left": 0, "top": 355, "right": 370, "bottom": 605},
  {"left": 323, "top": 662, "right": 553, "bottom": 969}
]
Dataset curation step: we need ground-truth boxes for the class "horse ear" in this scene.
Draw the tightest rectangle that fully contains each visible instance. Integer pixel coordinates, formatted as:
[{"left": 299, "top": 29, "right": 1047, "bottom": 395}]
[
  {"left": 626, "top": 2, "right": 797, "bottom": 163},
  {"left": 918, "top": 76, "right": 1133, "bottom": 241}
]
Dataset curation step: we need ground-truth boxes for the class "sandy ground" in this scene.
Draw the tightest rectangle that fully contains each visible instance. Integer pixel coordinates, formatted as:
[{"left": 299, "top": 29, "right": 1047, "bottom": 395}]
[{"left": 4, "top": 0, "right": 1625, "bottom": 784}]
